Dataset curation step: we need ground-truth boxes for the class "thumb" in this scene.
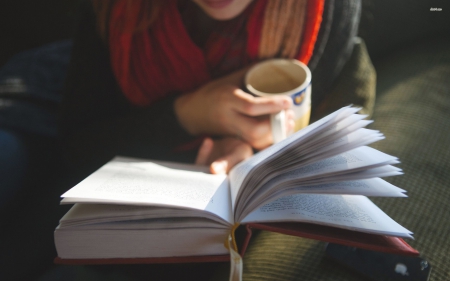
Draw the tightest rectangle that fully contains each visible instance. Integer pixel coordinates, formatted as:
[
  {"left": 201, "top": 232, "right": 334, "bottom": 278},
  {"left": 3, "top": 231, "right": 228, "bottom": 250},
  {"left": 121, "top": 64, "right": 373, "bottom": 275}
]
[
  {"left": 210, "top": 160, "right": 229, "bottom": 175},
  {"left": 210, "top": 143, "right": 252, "bottom": 174}
]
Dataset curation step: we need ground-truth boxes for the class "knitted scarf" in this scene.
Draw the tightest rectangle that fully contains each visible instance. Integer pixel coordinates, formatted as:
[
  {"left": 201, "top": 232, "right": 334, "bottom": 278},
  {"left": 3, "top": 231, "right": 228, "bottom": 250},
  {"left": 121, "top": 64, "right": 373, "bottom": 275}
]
[{"left": 109, "top": 0, "right": 324, "bottom": 106}]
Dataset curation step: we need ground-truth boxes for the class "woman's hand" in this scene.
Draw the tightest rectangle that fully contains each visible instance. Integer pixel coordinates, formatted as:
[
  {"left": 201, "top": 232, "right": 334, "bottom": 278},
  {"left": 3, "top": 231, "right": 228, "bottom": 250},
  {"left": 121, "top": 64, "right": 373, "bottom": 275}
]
[
  {"left": 174, "top": 68, "right": 294, "bottom": 150},
  {"left": 195, "top": 137, "right": 253, "bottom": 174}
]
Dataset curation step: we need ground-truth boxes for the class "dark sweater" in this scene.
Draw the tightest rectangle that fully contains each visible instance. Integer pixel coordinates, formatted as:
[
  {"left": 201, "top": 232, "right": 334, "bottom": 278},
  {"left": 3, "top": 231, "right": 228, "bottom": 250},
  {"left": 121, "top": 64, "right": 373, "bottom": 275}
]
[
  {"left": 59, "top": 2, "right": 202, "bottom": 179},
  {"left": 59, "top": 0, "right": 360, "bottom": 181}
]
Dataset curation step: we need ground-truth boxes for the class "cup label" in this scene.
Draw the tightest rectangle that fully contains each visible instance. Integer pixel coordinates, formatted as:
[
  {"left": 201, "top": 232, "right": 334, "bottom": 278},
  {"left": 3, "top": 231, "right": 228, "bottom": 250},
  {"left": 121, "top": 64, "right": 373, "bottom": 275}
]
[{"left": 291, "top": 84, "right": 311, "bottom": 132}]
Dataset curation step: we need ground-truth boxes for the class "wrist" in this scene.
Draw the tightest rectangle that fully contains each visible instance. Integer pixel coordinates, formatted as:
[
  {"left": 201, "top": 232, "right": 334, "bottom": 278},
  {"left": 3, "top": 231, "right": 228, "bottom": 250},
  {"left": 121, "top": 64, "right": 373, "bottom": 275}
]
[{"left": 174, "top": 92, "right": 201, "bottom": 136}]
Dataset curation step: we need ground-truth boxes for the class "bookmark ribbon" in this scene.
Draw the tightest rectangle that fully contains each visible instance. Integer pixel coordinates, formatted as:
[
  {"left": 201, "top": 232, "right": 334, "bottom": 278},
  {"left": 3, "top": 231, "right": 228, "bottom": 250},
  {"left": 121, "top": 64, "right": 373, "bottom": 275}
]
[{"left": 225, "top": 224, "right": 242, "bottom": 281}]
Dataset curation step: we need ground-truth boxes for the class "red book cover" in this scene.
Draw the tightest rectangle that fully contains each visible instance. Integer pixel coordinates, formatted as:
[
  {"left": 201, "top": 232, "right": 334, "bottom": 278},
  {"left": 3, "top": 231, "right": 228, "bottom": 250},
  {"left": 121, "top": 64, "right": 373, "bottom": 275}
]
[{"left": 55, "top": 222, "right": 418, "bottom": 265}]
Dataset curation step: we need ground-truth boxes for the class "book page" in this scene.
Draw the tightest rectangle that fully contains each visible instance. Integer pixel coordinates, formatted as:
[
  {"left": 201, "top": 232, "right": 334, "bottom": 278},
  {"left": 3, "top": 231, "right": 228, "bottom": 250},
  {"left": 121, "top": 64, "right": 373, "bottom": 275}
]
[
  {"left": 241, "top": 194, "right": 412, "bottom": 238},
  {"left": 240, "top": 178, "right": 406, "bottom": 219},
  {"left": 229, "top": 106, "right": 360, "bottom": 210},
  {"left": 237, "top": 146, "right": 399, "bottom": 217},
  {"left": 65, "top": 217, "right": 229, "bottom": 231},
  {"left": 277, "top": 178, "right": 406, "bottom": 197},
  {"left": 61, "top": 157, "right": 234, "bottom": 224},
  {"left": 311, "top": 165, "right": 402, "bottom": 184},
  {"left": 55, "top": 227, "right": 230, "bottom": 259},
  {"left": 269, "top": 146, "right": 397, "bottom": 185},
  {"left": 59, "top": 203, "right": 231, "bottom": 228}
]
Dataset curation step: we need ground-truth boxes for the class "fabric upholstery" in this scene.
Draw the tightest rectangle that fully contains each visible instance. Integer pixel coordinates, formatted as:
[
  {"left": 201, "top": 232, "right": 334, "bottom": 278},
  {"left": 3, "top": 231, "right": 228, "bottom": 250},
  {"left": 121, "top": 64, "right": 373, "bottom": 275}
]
[
  {"left": 369, "top": 37, "right": 450, "bottom": 281},
  {"left": 312, "top": 38, "right": 376, "bottom": 120}
]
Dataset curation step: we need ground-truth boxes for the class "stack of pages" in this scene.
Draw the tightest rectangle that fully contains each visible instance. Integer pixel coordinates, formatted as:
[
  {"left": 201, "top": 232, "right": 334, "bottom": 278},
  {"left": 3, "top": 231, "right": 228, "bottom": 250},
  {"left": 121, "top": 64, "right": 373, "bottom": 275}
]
[{"left": 54, "top": 106, "right": 418, "bottom": 263}]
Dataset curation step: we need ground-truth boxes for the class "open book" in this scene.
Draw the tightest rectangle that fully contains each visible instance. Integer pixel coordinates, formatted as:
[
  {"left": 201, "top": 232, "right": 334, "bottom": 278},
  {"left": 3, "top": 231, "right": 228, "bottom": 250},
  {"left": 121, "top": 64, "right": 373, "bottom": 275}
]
[{"left": 54, "top": 106, "right": 418, "bottom": 263}]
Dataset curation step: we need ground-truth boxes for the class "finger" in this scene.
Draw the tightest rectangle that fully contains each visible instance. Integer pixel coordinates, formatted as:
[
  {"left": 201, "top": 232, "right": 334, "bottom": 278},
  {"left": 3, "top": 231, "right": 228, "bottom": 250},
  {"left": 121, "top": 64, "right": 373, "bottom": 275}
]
[
  {"left": 210, "top": 142, "right": 253, "bottom": 174},
  {"left": 288, "top": 119, "right": 296, "bottom": 134},
  {"left": 286, "top": 109, "right": 296, "bottom": 134},
  {"left": 195, "top": 137, "right": 214, "bottom": 165},
  {"left": 286, "top": 109, "right": 295, "bottom": 120},
  {"left": 233, "top": 115, "right": 273, "bottom": 149},
  {"left": 233, "top": 89, "right": 292, "bottom": 116},
  {"left": 210, "top": 160, "right": 228, "bottom": 175}
]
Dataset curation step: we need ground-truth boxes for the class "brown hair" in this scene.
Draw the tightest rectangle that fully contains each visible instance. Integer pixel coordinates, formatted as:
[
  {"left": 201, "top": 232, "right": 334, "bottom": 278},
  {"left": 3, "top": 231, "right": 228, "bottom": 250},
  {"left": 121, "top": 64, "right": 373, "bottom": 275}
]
[
  {"left": 259, "top": 0, "right": 307, "bottom": 59},
  {"left": 91, "top": 0, "right": 164, "bottom": 39}
]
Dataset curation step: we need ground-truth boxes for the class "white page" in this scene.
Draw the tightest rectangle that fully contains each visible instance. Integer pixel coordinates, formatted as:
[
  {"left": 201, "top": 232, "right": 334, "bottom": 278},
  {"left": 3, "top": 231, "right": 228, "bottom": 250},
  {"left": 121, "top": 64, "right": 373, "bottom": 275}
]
[
  {"left": 68, "top": 217, "right": 229, "bottom": 230},
  {"left": 59, "top": 203, "right": 231, "bottom": 227},
  {"left": 318, "top": 129, "right": 382, "bottom": 154},
  {"left": 239, "top": 178, "right": 406, "bottom": 221},
  {"left": 285, "top": 146, "right": 397, "bottom": 180},
  {"left": 229, "top": 106, "right": 360, "bottom": 209},
  {"left": 234, "top": 128, "right": 384, "bottom": 218},
  {"left": 242, "top": 146, "right": 397, "bottom": 205},
  {"left": 282, "top": 167, "right": 402, "bottom": 188},
  {"left": 313, "top": 165, "right": 402, "bottom": 183},
  {"left": 241, "top": 194, "right": 412, "bottom": 238},
  {"left": 55, "top": 227, "right": 230, "bottom": 259},
  {"left": 283, "top": 178, "right": 406, "bottom": 196},
  {"left": 61, "top": 158, "right": 234, "bottom": 224}
]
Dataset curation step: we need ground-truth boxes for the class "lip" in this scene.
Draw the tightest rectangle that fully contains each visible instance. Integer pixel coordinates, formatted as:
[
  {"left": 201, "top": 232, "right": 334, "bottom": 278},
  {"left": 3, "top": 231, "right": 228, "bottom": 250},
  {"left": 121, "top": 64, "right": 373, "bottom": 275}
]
[{"left": 201, "top": 0, "right": 233, "bottom": 9}]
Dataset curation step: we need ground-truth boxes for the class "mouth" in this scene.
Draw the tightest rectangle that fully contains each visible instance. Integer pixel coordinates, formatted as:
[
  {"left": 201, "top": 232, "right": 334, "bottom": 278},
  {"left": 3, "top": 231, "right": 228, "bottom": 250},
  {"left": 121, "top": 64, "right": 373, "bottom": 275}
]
[{"left": 201, "top": 0, "right": 233, "bottom": 9}]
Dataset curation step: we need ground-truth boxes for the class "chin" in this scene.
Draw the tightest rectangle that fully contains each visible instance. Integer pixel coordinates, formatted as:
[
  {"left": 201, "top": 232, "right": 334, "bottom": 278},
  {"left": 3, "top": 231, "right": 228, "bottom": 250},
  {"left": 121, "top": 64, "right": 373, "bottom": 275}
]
[
  {"left": 206, "top": 10, "right": 240, "bottom": 20},
  {"left": 193, "top": 0, "right": 253, "bottom": 21}
]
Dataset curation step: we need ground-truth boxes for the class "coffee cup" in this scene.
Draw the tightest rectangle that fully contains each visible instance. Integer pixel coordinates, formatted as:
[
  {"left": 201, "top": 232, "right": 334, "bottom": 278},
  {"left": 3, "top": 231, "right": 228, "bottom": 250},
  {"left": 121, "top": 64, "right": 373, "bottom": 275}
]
[{"left": 245, "top": 59, "right": 312, "bottom": 143}]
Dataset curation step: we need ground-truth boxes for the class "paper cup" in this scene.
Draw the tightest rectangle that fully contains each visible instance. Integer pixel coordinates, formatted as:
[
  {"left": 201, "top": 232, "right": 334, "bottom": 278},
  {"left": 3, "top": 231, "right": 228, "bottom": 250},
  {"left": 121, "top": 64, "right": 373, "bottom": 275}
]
[{"left": 245, "top": 59, "right": 312, "bottom": 143}]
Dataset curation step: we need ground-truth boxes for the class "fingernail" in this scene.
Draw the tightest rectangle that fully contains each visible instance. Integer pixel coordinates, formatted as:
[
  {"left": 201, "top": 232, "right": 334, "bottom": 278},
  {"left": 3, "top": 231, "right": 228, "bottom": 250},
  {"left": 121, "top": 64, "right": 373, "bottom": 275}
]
[{"left": 211, "top": 161, "right": 227, "bottom": 174}]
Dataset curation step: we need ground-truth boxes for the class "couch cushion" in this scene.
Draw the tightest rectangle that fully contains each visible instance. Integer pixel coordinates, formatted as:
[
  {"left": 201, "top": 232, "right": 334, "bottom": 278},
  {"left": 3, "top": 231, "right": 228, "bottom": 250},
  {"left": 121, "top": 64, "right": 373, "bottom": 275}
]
[{"left": 369, "top": 37, "right": 450, "bottom": 281}]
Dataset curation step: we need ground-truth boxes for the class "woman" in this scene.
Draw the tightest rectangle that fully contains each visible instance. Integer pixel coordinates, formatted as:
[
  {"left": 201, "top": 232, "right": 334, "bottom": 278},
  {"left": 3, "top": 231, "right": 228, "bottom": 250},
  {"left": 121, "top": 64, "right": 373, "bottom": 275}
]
[
  {"left": 55, "top": 0, "right": 365, "bottom": 280},
  {"left": 60, "top": 0, "right": 325, "bottom": 182}
]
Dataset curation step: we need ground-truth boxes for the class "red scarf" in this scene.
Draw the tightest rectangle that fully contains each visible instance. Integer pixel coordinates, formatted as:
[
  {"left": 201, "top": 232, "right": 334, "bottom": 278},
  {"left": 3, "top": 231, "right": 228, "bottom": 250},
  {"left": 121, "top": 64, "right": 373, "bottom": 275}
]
[{"left": 109, "top": 0, "right": 323, "bottom": 107}]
